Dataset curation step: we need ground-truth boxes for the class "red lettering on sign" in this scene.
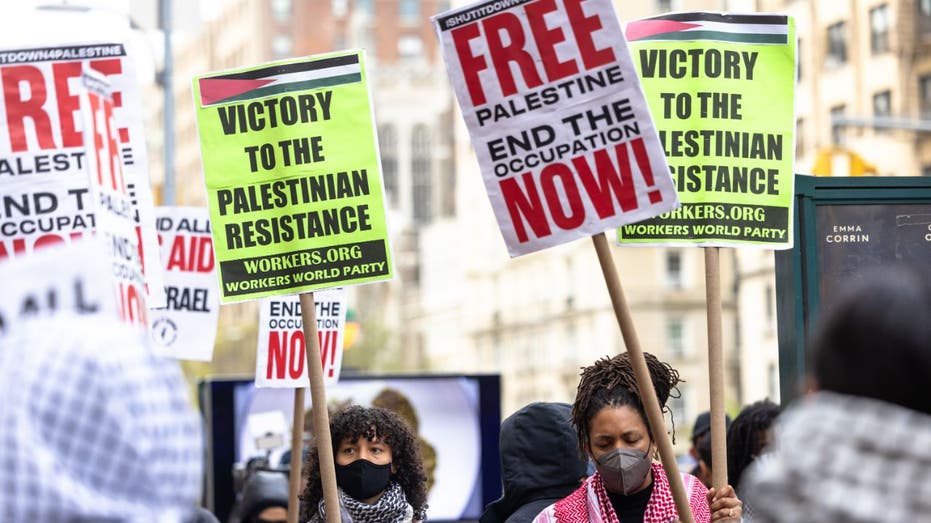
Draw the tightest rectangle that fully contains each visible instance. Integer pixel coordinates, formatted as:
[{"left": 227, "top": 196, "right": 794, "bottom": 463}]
[
  {"left": 165, "top": 235, "right": 215, "bottom": 272},
  {"left": 499, "top": 138, "right": 661, "bottom": 243},
  {"left": 52, "top": 62, "right": 82, "bottom": 148},
  {"left": 2, "top": 65, "right": 56, "bottom": 152},
  {"left": 525, "top": 0, "right": 578, "bottom": 81},
  {"left": 117, "top": 281, "right": 147, "bottom": 326},
  {"left": 451, "top": 0, "right": 617, "bottom": 107},
  {"left": 0, "top": 231, "right": 86, "bottom": 261}
]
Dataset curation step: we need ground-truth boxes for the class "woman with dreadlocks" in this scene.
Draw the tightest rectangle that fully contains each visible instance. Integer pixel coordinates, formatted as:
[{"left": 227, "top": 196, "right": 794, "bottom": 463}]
[
  {"left": 726, "top": 399, "right": 779, "bottom": 496},
  {"left": 533, "top": 352, "right": 742, "bottom": 523},
  {"left": 300, "top": 405, "right": 428, "bottom": 523}
]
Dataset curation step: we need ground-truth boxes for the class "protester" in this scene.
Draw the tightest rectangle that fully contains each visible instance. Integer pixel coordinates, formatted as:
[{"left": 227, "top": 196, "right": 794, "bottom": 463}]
[
  {"left": 0, "top": 315, "right": 204, "bottom": 522},
  {"left": 299, "top": 405, "right": 428, "bottom": 523},
  {"left": 480, "top": 402, "right": 591, "bottom": 523},
  {"left": 688, "top": 411, "right": 731, "bottom": 488},
  {"left": 742, "top": 266, "right": 931, "bottom": 522},
  {"left": 725, "top": 400, "right": 778, "bottom": 495},
  {"left": 532, "top": 353, "right": 742, "bottom": 523},
  {"left": 228, "top": 468, "right": 289, "bottom": 523}
]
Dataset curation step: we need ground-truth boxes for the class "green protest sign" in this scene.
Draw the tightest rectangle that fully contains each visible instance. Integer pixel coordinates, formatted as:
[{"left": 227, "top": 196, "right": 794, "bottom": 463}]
[
  {"left": 193, "top": 50, "right": 392, "bottom": 303},
  {"left": 618, "top": 13, "right": 797, "bottom": 248}
]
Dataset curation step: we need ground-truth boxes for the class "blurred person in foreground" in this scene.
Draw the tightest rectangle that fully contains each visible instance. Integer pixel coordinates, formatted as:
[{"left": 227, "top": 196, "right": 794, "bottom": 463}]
[
  {"left": 0, "top": 315, "right": 204, "bottom": 522},
  {"left": 687, "top": 411, "right": 731, "bottom": 488},
  {"left": 725, "top": 400, "right": 779, "bottom": 498},
  {"left": 300, "top": 405, "right": 428, "bottom": 523},
  {"left": 742, "top": 266, "right": 931, "bottom": 522},
  {"left": 228, "top": 468, "right": 289, "bottom": 523},
  {"left": 480, "top": 401, "right": 591, "bottom": 523},
  {"left": 533, "top": 353, "right": 742, "bottom": 523}
]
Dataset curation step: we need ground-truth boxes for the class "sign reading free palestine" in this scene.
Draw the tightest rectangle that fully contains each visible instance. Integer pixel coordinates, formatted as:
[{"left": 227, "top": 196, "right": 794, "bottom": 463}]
[{"left": 193, "top": 50, "right": 393, "bottom": 303}]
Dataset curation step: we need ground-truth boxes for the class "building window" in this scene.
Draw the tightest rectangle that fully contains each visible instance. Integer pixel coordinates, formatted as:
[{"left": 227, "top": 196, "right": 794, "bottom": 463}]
[
  {"left": 873, "top": 90, "right": 891, "bottom": 127},
  {"left": 355, "top": 0, "right": 374, "bottom": 16},
  {"left": 271, "top": 0, "right": 291, "bottom": 22},
  {"left": 920, "top": 75, "right": 931, "bottom": 118},
  {"left": 827, "top": 22, "right": 847, "bottom": 66},
  {"left": 411, "top": 124, "right": 433, "bottom": 224},
  {"left": 665, "top": 250, "right": 683, "bottom": 289},
  {"left": 398, "top": 35, "right": 423, "bottom": 59},
  {"left": 379, "top": 125, "right": 398, "bottom": 206},
  {"left": 796, "top": 117, "right": 805, "bottom": 158},
  {"left": 921, "top": 0, "right": 931, "bottom": 35},
  {"left": 667, "top": 389, "right": 688, "bottom": 430},
  {"left": 870, "top": 5, "right": 890, "bottom": 53},
  {"left": 830, "top": 105, "right": 846, "bottom": 145},
  {"left": 271, "top": 34, "right": 292, "bottom": 59},
  {"left": 399, "top": 0, "right": 420, "bottom": 21},
  {"left": 667, "top": 318, "right": 685, "bottom": 358}
]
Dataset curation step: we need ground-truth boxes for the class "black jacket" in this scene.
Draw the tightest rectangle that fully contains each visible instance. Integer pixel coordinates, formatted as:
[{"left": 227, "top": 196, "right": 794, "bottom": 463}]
[
  {"left": 228, "top": 469, "right": 289, "bottom": 523},
  {"left": 480, "top": 402, "right": 590, "bottom": 523}
]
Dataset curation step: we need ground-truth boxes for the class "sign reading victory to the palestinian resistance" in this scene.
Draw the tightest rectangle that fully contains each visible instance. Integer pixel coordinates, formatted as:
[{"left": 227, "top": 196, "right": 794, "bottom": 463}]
[
  {"left": 434, "top": 0, "right": 679, "bottom": 257},
  {"left": 193, "top": 50, "right": 393, "bottom": 303},
  {"left": 0, "top": 41, "right": 167, "bottom": 307},
  {"left": 617, "top": 12, "right": 797, "bottom": 248},
  {"left": 150, "top": 206, "right": 220, "bottom": 361},
  {"left": 255, "top": 288, "right": 347, "bottom": 388}
]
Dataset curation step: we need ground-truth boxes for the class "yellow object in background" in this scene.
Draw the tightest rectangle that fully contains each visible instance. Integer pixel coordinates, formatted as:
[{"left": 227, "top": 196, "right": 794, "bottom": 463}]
[{"left": 812, "top": 147, "right": 878, "bottom": 177}]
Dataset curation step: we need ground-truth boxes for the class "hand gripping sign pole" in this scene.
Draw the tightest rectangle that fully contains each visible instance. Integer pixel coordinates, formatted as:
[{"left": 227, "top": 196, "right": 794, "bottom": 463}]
[
  {"left": 297, "top": 292, "right": 340, "bottom": 523},
  {"left": 592, "top": 233, "right": 694, "bottom": 523},
  {"left": 704, "top": 247, "right": 729, "bottom": 492}
]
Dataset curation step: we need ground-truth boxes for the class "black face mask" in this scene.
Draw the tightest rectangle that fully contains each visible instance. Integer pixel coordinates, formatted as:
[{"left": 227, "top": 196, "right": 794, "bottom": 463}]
[{"left": 335, "top": 459, "right": 392, "bottom": 500}]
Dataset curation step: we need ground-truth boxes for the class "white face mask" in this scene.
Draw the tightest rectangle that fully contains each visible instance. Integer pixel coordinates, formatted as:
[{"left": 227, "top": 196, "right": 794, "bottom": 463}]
[{"left": 595, "top": 447, "right": 652, "bottom": 495}]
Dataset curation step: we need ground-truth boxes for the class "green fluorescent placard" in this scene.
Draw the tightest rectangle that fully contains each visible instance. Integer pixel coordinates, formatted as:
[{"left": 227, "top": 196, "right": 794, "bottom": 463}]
[
  {"left": 193, "top": 50, "right": 393, "bottom": 303},
  {"left": 617, "top": 13, "right": 797, "bottom": 248}
]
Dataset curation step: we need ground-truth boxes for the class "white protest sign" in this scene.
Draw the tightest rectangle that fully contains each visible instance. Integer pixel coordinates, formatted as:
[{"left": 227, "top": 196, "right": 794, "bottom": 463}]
[
  {"left": 434, "top": 0, "right": 679, "bottom": 256},
  {"left": 80, "top": 68, "right": 149, "bottom": 327},
  {"left": 256, "top": 288, "right": 347, "bottom": 388},
  {"left": 0, "top": 238, "right": 118, "bottom": 337},
  {"left": 0, "top": 37, "right": 166, "bottom": 307},
  {"left": 149, "top": 206, "right": 220, "bottom": 361}
]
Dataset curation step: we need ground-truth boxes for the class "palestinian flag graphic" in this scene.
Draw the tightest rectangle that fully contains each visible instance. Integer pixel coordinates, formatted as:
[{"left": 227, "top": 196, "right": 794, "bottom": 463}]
[
  {"left": 198, "top": 53, "right": 362, "bottom": 106},
  {"left": 626, "top": 12, "right": 789, "bottom": 45}
]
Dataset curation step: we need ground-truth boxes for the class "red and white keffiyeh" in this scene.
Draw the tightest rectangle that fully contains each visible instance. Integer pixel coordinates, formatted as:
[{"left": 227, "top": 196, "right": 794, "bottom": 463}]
[{"left": 533, "top": 462, "right": 710, "bottom": 523}]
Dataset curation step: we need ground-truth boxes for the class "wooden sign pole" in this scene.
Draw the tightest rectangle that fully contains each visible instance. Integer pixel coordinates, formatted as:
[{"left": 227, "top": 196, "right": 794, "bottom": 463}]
[
  {"left": 299, "top": 292, "right": 341, "bottom": 523},
  {"left": 704, "top": 247, "right": 728, "bottom": 491},
  {"left": 592, "top": 233, "right": 694, "bottom": 523},
  {"left": 287, "top": 387, "right": 306, "bottom": 523}
]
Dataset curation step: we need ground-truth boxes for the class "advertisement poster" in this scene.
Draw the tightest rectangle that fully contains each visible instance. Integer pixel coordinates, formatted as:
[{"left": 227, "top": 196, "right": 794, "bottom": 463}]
[
  {"left": 150, "top": 206, "right": 220, "bottom": 361},
  {"left": 618, "top": 12, "right": 797, "bottom": 248},
  {"left": 255, "top": 288, "right": 347, "bottom": 388},
  {"left": 193, "top": 50, "right": 393, "bottom": 302},
  {"left": 434, "top": 0, "right": 678, "bottom": 257}
]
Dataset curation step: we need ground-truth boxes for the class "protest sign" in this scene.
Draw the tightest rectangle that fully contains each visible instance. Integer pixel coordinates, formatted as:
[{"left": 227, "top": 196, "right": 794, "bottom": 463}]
[
  {"left": 193, "top": 50, "right": 393, "bottom": 303},
  {"left": 80, "top": 69, "right": 149, "bottom": 326},
  {"left": 150, "top": 206, "right": 220, "bottom": 361},
  {"left": 256, "top": 289, "right": 346, "bottom": 388},
  {"left": 0, "top": 39, "right": 167, "bottom": 306},
  {"left": 0, "top": 238, "right": 117, "bottom": 337},
  {"left": 618, "top": 12, "right": 797, "bottom": 247},
  {"left": 434, "top": 0, "right": 678, "bottom": 257}
]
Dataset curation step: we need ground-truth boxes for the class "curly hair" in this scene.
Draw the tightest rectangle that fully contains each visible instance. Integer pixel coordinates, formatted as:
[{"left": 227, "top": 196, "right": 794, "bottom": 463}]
[
  {"left": 299, "top": 405, "right": 428, "bottom": 521},
  {"left": 726, "top": 399, "right": 779, "bottom": 493},
  {"left": 571, "top": 352, "right": 681, "bottom": 455}
]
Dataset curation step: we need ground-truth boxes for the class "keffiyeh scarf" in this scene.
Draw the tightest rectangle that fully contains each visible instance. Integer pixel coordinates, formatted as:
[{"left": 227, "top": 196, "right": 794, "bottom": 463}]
[
  {"left": 534, "top": 462, "right": 710, "bottom": 523},
  {"left": 312, "top": 482, "right": 425, "bottom": 523}
]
